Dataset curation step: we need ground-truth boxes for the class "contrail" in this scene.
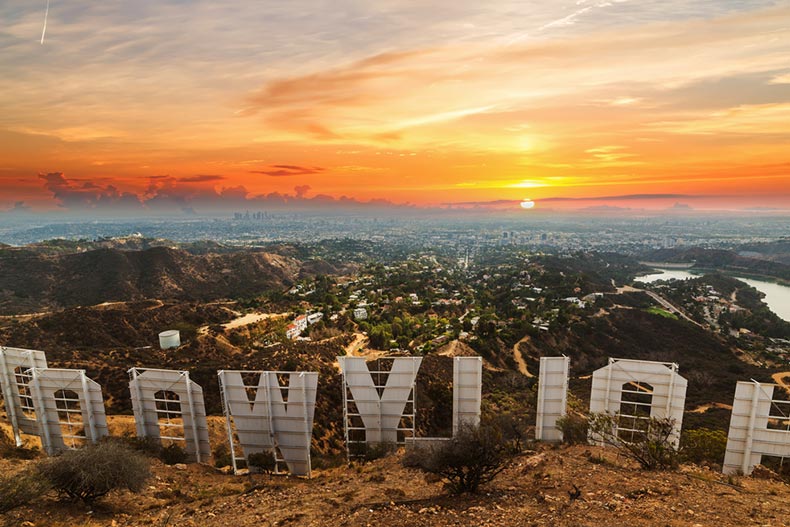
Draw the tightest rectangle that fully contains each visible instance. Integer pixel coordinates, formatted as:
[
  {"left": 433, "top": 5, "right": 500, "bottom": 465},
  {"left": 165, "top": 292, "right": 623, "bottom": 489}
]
[{"left": 40, "top": 0, "right": 50, "bottom": 44}]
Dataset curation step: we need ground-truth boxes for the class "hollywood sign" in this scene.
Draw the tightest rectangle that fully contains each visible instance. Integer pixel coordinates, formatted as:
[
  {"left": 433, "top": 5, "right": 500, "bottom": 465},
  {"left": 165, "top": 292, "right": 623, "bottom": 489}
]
[{"left": 0, "top": 345, "right": 785, "bottom": 476}]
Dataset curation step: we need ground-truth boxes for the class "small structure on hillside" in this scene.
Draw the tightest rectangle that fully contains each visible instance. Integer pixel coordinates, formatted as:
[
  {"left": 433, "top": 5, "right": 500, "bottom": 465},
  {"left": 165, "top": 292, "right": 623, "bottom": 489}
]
[{"left": 158, "top": 330, "right": 181, "bottom": 349}]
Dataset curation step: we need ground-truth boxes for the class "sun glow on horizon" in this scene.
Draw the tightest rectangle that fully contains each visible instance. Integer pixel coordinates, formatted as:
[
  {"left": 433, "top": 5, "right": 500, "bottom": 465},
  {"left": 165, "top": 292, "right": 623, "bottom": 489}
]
[{"left": 0, "top": 2, "right": 788, "bottom": 213}]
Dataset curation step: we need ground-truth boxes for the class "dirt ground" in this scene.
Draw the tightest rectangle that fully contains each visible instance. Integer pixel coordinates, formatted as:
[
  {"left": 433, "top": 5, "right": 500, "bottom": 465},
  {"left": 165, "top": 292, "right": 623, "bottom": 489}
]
[{"left": 3, "top": 444, "right": 790, "bottom": 527}]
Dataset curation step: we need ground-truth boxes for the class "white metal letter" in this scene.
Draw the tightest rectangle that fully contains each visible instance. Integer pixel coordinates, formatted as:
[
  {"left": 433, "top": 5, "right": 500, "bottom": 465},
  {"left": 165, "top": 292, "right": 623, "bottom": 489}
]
[
  {"left": 722, "top": 380, "right": 790, "bottom": 475},
  {"left": 128, "top": 368, "right": 211, "bottom": 463},
  {"left": 218, "top": 370, "right": 318, "bottom": 477},
  {"left": 536, "top": 356, "right": 570, "bottom": 442}
]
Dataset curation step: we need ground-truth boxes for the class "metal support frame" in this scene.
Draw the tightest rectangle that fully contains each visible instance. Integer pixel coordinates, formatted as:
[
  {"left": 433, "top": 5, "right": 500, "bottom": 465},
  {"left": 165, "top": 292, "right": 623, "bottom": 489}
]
[
  {"left": 218, "top": 370, "right": 317, "bottom": 477},
  {"left": 452, "top": 357, "right": 482, "bottom": 435},
  {"left": 128, "top": 367, "right": 210, "bottom": 463},
  {"left": 723, "top": 380, "right": 790, "bottom": 475},
  {"left": 536, "top": 355, "right": 570, "bottom": 442},
  {"left": 589, "top": 358, "right": 687, "bottom": 447},
  {"left": 0, "top": 347, "right": 47, "bottom": 446},
  {"left": 339, "top": 356, "right": 421, "bottom": 460},
  {"left": 27, "top": 367, "right": 108, "bottom": 455}
]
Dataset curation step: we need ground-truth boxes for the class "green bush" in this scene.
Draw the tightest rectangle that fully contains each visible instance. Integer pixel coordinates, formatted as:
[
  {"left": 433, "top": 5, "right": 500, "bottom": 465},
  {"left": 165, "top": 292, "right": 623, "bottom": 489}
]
[
  {"left": 556, "top": 413, "right": 589, "bottom": 445},
  {"left": 113, "top": 434, "right": 163, "bottom": 457},
  {"left": 490, "top": 412, "right": 532, "bottom": 451},
  {"left": 403, "top": 424, "right": 513, "bottom": 494},
  {"left": 588, "top": 413, "right": 679, "bottom": 470},
  {"left": 0, "top": 469, "right": 50, "bottom": 513},
  {"left": 37, "top": 441, "right": 150, "bottom": 505},
  {"left": 213, "top": 443, "right": 233, "bottom": 469},
  {"left": 160, "top": 443, "right": 188, "bottom": 465},
  {"left": 310, "top": 452, "right": 347, "bottom": 470},
  {"left": 348, "top": 441, "right": 398, "bottom": 462},
  {"left": 247, "top": 451, "right": 277, "bottom": 474},
  {"left": 680, "top": 428, "right": 728, "bottom": 466}
]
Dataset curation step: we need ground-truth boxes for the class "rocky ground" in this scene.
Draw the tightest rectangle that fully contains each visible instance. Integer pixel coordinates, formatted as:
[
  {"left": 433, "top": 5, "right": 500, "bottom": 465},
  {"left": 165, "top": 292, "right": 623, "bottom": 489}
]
[{"left": 3, "top": 444, "right": 790, "bottom": 527}]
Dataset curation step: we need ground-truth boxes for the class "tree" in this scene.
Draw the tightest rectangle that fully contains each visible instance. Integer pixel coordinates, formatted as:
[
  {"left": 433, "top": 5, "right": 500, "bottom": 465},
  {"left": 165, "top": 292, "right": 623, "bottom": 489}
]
[
  {"left": 680, "top": 427, "right": 728, "bottom": 466},
  {"left": 587, "top": 413, "right": 679, "bottom": 470},
  {"left": 403, "top": 423, "right": 513, "bottom": 494}
]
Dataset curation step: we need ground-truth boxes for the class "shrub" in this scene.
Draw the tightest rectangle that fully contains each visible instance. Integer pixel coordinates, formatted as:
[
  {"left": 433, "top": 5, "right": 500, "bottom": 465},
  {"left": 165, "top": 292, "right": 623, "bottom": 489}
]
[
  {"left": 490, "top": 412, "right": 531, "bottom": 452},
  {"left": 680, "top": 428, "right": 728, "bottom": 466},
  {"left": 0, "top": 427, "right": 40, "bottom": 459},
  {"left": 37, "top": 441, "right": 150, "bottom": 505},
  {"left": 403, "top": 424, "right": 513, "bottom": 494},
  {"left": 310, "top": 452, "right": 347, "bottom": 470},
  {"left": 347, "top": 441, "right": 398, "bottom": 462},
  {"left": 556, "top": 413, "right": 589, "bottom": 445},
  {"left": 160, "top": 443, "right": 188, "bottom": 465},
  {"left": 0, "top": 469, "right": 50, "bottom": 513},
  {"left": 247, "top": 451, "right": 277, "bottom": 474},
  {"left": 213, "top": 443, "right": 233, "bottom": 469},
  {"left": 587, "top": 413, "right": 679, "bottom": 470},
  {"left": 113, "top": 435, "right": 163, "bottom": 457}
]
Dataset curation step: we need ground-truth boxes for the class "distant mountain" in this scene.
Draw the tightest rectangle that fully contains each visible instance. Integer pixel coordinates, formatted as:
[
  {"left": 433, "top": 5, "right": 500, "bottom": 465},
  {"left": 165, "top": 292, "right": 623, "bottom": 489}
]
[
  {"left": 736, "top": 239, "right": 790, "bottom": 266},
  {"left": 639, "top": 246, "right": 790, "bottom": 282},
  {"left": 0, "top": 245, "right": 306, "bottom": 314}
]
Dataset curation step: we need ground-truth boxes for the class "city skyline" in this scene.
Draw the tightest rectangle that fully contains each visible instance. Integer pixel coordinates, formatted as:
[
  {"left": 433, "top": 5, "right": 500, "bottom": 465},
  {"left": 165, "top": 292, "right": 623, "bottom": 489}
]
[{"left": 1, "top": 1, "right": 789, "bottom": 214}]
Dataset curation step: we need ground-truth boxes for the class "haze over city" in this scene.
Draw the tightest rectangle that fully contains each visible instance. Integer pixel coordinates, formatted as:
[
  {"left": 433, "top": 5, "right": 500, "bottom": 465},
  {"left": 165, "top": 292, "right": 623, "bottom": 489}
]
[{"left": 1, "top": 1, "right": 789, "bottom": 215}]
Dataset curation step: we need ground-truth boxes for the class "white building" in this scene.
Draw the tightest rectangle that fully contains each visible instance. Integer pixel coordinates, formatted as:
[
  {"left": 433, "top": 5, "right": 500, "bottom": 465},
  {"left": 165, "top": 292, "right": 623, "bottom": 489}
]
[
  {"left": 286, "top": 324, "right": 300, "bottom": 340},
  {"left": 294, "top": 315, "right": 308, "bottom": 332},
  {"left": 286, "top": 315, "right": 309, "bottom": 340},
  {"left": 353, "top": 307, "right": 368, "bottom": 320}
]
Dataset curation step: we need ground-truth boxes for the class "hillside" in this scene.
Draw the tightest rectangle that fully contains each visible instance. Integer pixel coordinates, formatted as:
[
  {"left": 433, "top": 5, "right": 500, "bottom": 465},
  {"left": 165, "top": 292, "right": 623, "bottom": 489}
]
[
  {"left": 639, "top": 247, "right": 790, "bottom": 282},
  {"left": 1, "top": 293, "right": 774, "bottom": 450},
  {"left": 523, "top": 308, "right": 771, "bottom": 406},
  {"left": 0, "top": 246, "right": 306, "bottom": 314},
  {"left": 3, "top": 444, "right": 790, "bottom": 527},
  {"left": 737, "top": 239, "right": 790, "bottom": 266}
]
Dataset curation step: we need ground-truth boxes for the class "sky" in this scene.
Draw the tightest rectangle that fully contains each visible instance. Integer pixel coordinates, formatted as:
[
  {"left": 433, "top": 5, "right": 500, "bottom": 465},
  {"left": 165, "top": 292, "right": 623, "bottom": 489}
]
[{"left": 1, "top": 0, "right": 789, "bottom": 215}]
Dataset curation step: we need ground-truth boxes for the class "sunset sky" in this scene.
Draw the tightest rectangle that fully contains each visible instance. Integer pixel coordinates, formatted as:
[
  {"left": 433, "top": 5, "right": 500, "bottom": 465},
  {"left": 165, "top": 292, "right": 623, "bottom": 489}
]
[{"left": 1, "top": 1, "right": 789, "bottom": 214}]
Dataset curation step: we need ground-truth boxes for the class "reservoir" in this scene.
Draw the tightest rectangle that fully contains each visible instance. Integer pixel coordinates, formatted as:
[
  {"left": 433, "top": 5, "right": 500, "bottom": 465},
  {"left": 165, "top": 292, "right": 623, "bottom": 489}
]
[{"left": 635, "top": 269, "right": 790, "bottom": 322}]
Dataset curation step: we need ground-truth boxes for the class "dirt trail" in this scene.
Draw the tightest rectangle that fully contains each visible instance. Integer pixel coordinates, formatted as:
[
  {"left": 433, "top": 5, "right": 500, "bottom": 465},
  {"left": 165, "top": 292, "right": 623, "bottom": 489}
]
[
  {"left": 512, "top": 336, "right": 533, "bottom": 377},
  {"left": 344, "top": 332, "right": 369, "bottom": 356},
  {"left": 198, "top": 311, "right": 289, "bottom": 336},
  {"left": 772, "top": 372, "right": 790, "bottom": 395},
  {"left": 331, "top": 332, "right": 371, "bottom": 370},
  {"left": 689, "top": 402, "right": 733, "bottom": 413}
]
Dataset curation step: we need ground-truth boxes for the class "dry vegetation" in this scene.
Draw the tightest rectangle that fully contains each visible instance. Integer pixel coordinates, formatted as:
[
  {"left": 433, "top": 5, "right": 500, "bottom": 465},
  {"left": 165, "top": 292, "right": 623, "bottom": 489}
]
[{"left": 3, "top": 444, "right": 790, "bottom": 527}]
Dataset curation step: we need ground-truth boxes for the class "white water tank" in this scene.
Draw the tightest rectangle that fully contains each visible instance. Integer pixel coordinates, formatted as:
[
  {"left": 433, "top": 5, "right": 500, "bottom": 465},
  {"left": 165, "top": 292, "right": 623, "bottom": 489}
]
[{"left": 158, "top": 330, "right": 181, "bottom": 349}]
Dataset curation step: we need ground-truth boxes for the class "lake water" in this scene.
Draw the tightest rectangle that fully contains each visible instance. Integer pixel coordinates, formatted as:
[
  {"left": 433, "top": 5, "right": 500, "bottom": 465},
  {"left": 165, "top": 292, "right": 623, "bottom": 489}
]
[{"left": 634, "top": 269, "right": 790, "bottom": 322}]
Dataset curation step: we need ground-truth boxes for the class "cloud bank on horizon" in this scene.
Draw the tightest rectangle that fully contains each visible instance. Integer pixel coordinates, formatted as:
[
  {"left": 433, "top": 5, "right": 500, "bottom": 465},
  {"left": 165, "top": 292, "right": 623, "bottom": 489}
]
[{"left": 0, "top": 0, "right": 789, "bottom": 213}]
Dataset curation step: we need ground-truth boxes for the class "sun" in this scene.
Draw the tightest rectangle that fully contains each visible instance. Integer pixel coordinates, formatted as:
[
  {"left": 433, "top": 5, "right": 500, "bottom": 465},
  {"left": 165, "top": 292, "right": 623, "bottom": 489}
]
[{"left": 520, "top": 199, "right": 535, "bottom": 209}]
